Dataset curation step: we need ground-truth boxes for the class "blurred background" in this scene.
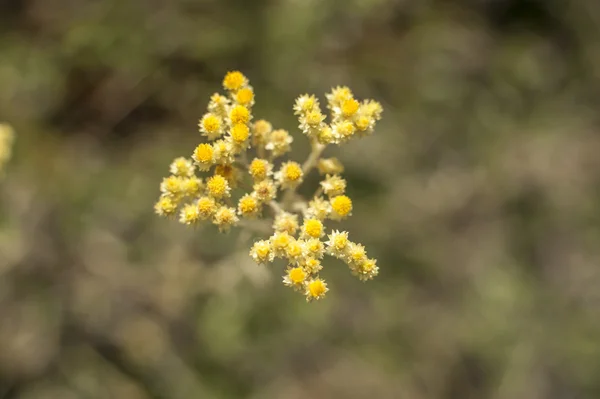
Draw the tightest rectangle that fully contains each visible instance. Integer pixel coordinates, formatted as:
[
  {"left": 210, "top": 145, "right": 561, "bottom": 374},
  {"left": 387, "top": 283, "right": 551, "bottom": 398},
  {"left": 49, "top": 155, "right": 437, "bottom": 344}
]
[{"left": 1, "top": 0, "right": 600, "bottom": 398}]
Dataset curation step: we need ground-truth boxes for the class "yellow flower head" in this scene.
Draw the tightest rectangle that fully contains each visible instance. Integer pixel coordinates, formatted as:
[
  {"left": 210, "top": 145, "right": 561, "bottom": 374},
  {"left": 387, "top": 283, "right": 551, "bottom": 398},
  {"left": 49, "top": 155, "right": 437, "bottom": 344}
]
[
  {"left": 347, "top": 242, "right": 367, "bottom": 265},
  {"left": 294, "top": 94, "right": 319, "bottom": 115},
  {"left": 212, "top": 139, "right": 234, "bottom": 165},
  {"left": 197, "top": 196, "right": 217, "bottom": 219},
  {"left": 332, "top": 120, "right": 356, "bottom": 143},
  {"left": 321, "top": 174, "right": 346, "bottom": 197},
  {"left": 229, "top": 105, "right": 251, "bottom": 125},
  {"left": 192, "top": 143, "right": 214, "bottom": 171},
  {"left": 230, "top": 123, "right": 250, "bottom": 146},
  {"left": 160, "top": 175, "right": 184, "bottom": 197},
  {"left": 252, "top": 119, "right": 272, "bottom": 146},
  {"left": 305, "top": 278, "right": 328, "bottom": 301},
  {"left": 355, "top": 258, "right": 379, "bottom": 281},
  {"left": 326, "top": 86, "right": 353, "bottom": 110},
  {"left": 154, "top": 195, "right": 178, "bottom": 217},
  {"left": 305, "top": 196, "right": 331, "bottom": 220},
  {"left": 179, "top": 203, "right": 201, "bottom": 225},
  {"left": 317, "top": 158, "right": 344, "bottom": 175},
  {"left": 362, "top": 100, "right": 383, "bottom": 120},
  {"left": 249, "top": 158, "right": 273, "bottom": 182},
  {"left": 215, "top": 164, "right": 239, "bottom": 187},
  {"left": 169, "top": 157, "right": 195, "bottom": 177},
  {"left": 206, "top": 174, "right": 231, "bottom": 199},
  {"left": 302, "top": 218, "right": 324, "bottom": 239},
  {"left": 199, "top": 113, "right": 224, "bottom": 140},
  {"left": 341, "top": 98, "right": 360, "bottom": 118},
  {"left": 317, "top": 125, "right": 335, "bottom": 145},
  {"left": 276, "top": 161, "right": 303, "bottom": 189},
  {"left": 302, "top": 258, "right": 323, "bottom": 275},
  {"left": 223, "top": 71, "right": 248, "bottom": 91},
  {"left": 208, "top": 93, "right": 230, "bottom": 117},
  {"left": 252, "top": 179, "right": 277, "bottom": 202},
  {"left": 285, "top": 239, "right": 305, "bottom": 264},
  {"left": 213, "top": 206, "right": 239, "bottom": 232},
  {"left": 270, "top": 231, "right": 292, "bottom": 257},
  {"left": 326, "top": 230, "right": 349, "bottom": 258},
  {"left": 238, "top": 194, "right": 260, "bottom": 217},
  {"left": 330, "top": 195, "right": 352, "bottom": 220},
  {"left": 265, "top": 129, "right": 293, "bottom": 157},
  {"left": 182, "top": 177, "right": 203, "bottom": 197},
  {"left": 304, "top": 238, "right": 325, "bottom": 259},
  {"left": 250, "top": 240, "right": 274, "bottom": 265},
  {"left": 283, "top": 266, "right": 307, "bottom": 290},
  {"left": 273, "top": 212, "right": 299, "bottom": 235},
  {"left": 235, "top": 87, "right": 255, "bottom": 107}
]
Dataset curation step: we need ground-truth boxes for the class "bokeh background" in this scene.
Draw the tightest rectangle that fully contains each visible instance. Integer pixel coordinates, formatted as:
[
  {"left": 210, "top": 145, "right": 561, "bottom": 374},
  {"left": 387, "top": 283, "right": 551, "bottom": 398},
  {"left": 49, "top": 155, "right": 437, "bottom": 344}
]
[{"left": 2, "top": 0, "right": 600, "bottom": 398}]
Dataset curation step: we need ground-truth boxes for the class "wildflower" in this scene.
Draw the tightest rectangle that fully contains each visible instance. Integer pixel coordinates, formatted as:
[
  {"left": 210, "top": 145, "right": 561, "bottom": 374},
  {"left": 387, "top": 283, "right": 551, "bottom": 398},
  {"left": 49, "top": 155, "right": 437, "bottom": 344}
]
[
  {"left": 265, "top": 129, "right": 293, "bottom": 157},
  {"left": 316, "top": 125, "right": 335, "bottom": 145},
  {"left": 206, "top": 175, "right": 231, "bottom": 199},
  {"left": 213, "top": 206, "right": 238, "bottom": 232},
  {"left": 362, "top": 100, "right": 383, "bottom": 120},
  {"left": 294, "top": 94, "right": 319, "bottom": 115},
  {"left": 332, "top": 120, "right": 356, "bottom": 143},
  {"left": 283, "top": 266, "right": 307, "bottom": 291},
  {"left": 212, "top": 139, "right": 235, "bottom": 165},
  {"left": 169, "top": 157, "right": 195, "bottom": 177},
  {"left": 275, "top": 161, "right": 303, "bottom": 190},
  {"left": 273, "top": 212, "right": 299, "bottom": 235},
  {"left": 248, "top": 158, "right": 273, "bottom": 182},
  {"left": 299, "top": 109, "right": 326, "bottom": 137},
  {"left": 354, "top": 258, "right": 379, "bottom": 281},
  {"left": 252, "top": 119, "right": 272, "bottom": 147},
  {"left": 305, "top": 278, "right": 328, "bottom": 301},
  {"left": 285, "top": 239, "right": 305, "bottom": 264},
  {"left": 229, "top": 123, "right": 250, "bottom": 149},
  {"left": 304, "top": 238, "right": 325, "bottom": 259},
  {"left": 252, "top": 179, "right": 277, "bottom": 202},
  {"left": 330, "top": 195, "right": 352, "bottom": 220},
  {"left": 199, "top": 113, "right": 224, "bottom": 140},
  {"left": 229, "top": 105, "right": 251, "bottom": 125},
  {"left": 197, "top": 196, "right": 217, "bottom": 219},
  {"left": 223, "top": 71, "right": 248, "bottom": 91},
  {"left": 346, "top": 242, "right": 367, "bottom": 266},
  {"left": 317, "top": 158, "right": 344, "bottom": 175},
  {"left": 302, "top": 258, "right": 323, "bottom": 274},
  {"left": 238, "top": 194, "right": 261, "bottom": 218},
  {"left": 179, "top": 203, "right": 201, "bottom": 225},
  {"left": 305, "top": 196, "right": 331, "bottom": 220},
  {"left": 301, "top": 218, "right": 324, "bottom": 239},
  {"left": 215, "top": 164, "right": 240, "bottom": 187},
  {"left": 326, "top": 86, "right": 353, "bottom": 111},
  {"left": 271, "top": 231, "right": 292, "bottom": 257},
  {"left": 234, "top": 87, "right": 255, "bottom": 107},
  {"left": 340, "top": 97, "right": 360, "bottom": 118},
  {"left": 154, "top": 196, "right": 178, "bottom": 217},
  {"left": 182, "top": 177, "right": 203, "bottom": 197},
  {"left": 320, "top": 174, "right": 346, "bottom": 197},
  {"left": 208, "top": 93, "right": 230, "bottom": 117},
  {"left": 192, "top": 143, "right": 214, "bottom": 171},
  {"left": 326, "top": 230, "right": 349, "bottom": 258},
  {"left": 250, "top": 240, "right": 274, "bottom": 265},
  {"left": 160, "top": 176, "right": 184, "bottom": 198}
]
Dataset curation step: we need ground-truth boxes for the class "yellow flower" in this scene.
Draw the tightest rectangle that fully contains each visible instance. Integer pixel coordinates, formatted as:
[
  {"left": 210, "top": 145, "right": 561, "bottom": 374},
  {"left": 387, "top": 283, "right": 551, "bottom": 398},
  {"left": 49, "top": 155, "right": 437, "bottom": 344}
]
[
  {"left": 317, "top": 158, "right": 344, "bottom": 175},
  {"left": 208, "top": 93, "right": 230, "bottom": 117},
  {"left": 213, "top": 206, "right": 239, "bottom": 232},
  {"left": 332, "top": 120, "right": 356, "bottom": 143},
  {"left": 273, "top": 212, "right": 299, "bottom": 235},
  {"left": 304, "top": 238, "right": 325, "bottom": 259},
  {"left": 182, "top": 177, "right": 203, "bottom": 197},
  {"left": 169, "top": 157, "right": 195, "bottom": 177},
  {"left": 320, "top": 174, "right": 346, "bottom": 197},
  {"left": 265, "top": 129, "right": 293, "bottom": 157},
  {"left": 362, "top": 100, "right": 383, "bottom": 120},
  {"left": 238, "top": 194, "right": 261, "bottom": 217},
  {"left": 160, "top": 176, "right": 184, "bottom": 198},
  {"left": 302, "top": 258, "right": 323, "bottom": 275},
  {"left": 305, "top": 278, "right": 328, "bottom": 301},
  {"left": 192, "top": 143, "right": 214, "bottom": 171},
  {"left": 299, "top": 110, "right": 326, "bottom": 137},
  {"left": 199, "top": 113, "right": 224, "bottom": 140},
  {"left": 248, "top": 158, "right": 273, "bottom": 182},
  {"left": 252, "top": 179, "right": 277, "bottom": 202},
  {"left": 250, "top": 240, "right": 274, "bottom": 265},
  {"left": 316, "top": 125, "right": 335, "bottom": 145},
  {"left": 230, "top": 123, "right": 250, "bottom": 147},
  {"left": 252, "top": 119, "right": 272, "bottom": 146},
  {"left": 346, "top": 242, "right": 367, "bottom": 265},
  {"left": 285, "top": 239, "right": 305, "bottom": 264},
  {"left": 293, "top": 94, "right": 319, "bottom": 115},
  {"left": 196, "top": 196, "right": 217, "bottom": 219},
  {"left": 275, "top": 161, "right": 303, "bottom": 189},
  {"left": 305, "top": 196, "right": 331, "bottom": 220},
  {"left": 154, "top": 196, "right": 178, "bottom": 217},
  {"left": 355, "top": 115, "right": 373, "bottom": 133},
  {"left": 355, "top": 258, "right": 379, "bottom": 281},
  {"left": 235, "top": 87, "right": 254, "bottom": 107},
  {"left": 283, "top": 266, "right": 307, "bottom": 290},
  {"left": 270, "top": 231, "right": 292, "bottom": 257},
  {"left": 326, "top": 86, "right": 353, "bottom": 110},
  {"left": 179, "top": 203, "right": 201, "bottom": 225},
  {"left": 330, "top": 195, "right": 352, "bottom": 220},
  {"left": 341, "top": 98, "right": 360, "bottom": 118},
  {"left": 206, "top": 175, "right": 230, "bottom": 199},
  {"left": 229, "top": 105, "right": 251, "bottom": 125},
  {"left": 326, "top": 230, "right": 349, "bottom": 258},
  {"left": 215, "top": 164, "right": 239, "bottom": 187},
  {"left": 223, "top": 71, "right": 248, "bottom": 91},
  {"left": 301, "top": 218, "right": 324, "bottom": 239},
  {"left": 212, "top": 139, "right": 234, "bottom": 164}
]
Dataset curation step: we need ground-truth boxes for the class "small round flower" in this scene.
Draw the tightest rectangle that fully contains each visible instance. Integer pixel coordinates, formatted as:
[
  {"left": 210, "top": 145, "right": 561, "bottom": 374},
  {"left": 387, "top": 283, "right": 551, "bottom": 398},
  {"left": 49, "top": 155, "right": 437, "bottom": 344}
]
[
  {"left": 208, "top": 93, "right": 230, "bottom": 117},
  {"left": 355, "top": 114, "right": 374, "bottom": 135},
  {"left": 169, "top": 157, "right": 195, "bottom": 177},
  {"left": 265, "top": 129, "right": 293, "bottom": 157},
  {"left": 299, "top": 110, "right": 326, "bottom": 137},
  {"left": 229, "top": 105, "right": 251, "bottom": 125},
  {"left": 346, "top": 242, "right": 367, "bottom": 266},
  {"left": 330, "top": 195, "right": 352, "bottom": 220},
  {"left": 206, "top": 175, "right": 231, "bottom": 199},
  {"left": 192, "top": 143, "right": 214, "bottom": 171},
  {"left": 199, "top": 113, "right": 224, "bottom": 140},
  {"left": 249, "top": 240, "right": 274, "bottom": 265},
  {"left": 270, "top": 231, "right": 292, "bottom": 257},
  {"left": 182, "top": 177, "right": 203, "bottom": 197},
  {"left": 294, "top": 94, "right": 319, "bottom": 115},
  {"left": 215, "top": 164, "right": 240, "bottom": 187},
  {"left": 212, "top": 139, "right": 235, "bottom": 164},
  {"left": 223, "top": 71, "right": 248, "bottom": 91},
  {"left": 305, "top": 278, "right": 328, "bottom": 301},
  {"left": 320, "top": 174, "right": 346, "bottom": 197},
  {"left": 326, "top": 86, "right": 353, "bottom": 110},
  {"left": 275, "top": 161, "right": 303, "bottom": 190},
  {"left": 304, "top": 238, "right": 325, "bottom": 259},
  {"left": 285, "top": 239, "right": 305, "bottom": 264},
  {"left": 332, "top": 120, "right": 356, "bottom": 143},
  {"left": 317, "top": 125, "right": 335, "bottom": 145},
  {"left": 341, "top": 97, "right": 360, "bottom": 118},
  {"left": 248, "top": 158, "right": 273, "bottom": 182},
  {"left": 355, "top": 258, "right": 379, "bottom": 281},
  {"left": 238, "top": 194, "right": 261, "bottom": 218},
  {"left": 362, "top": 100, "right": 383, "bottom": 120},
  {"left": 302, "top": 258, "right": 323, "bottom": 275},
  {"left": 212, "top": 206, "right": 238, "bottom": 232},
  {"left": 160, "top": 175, "right": 184, "bottom": 198},
  {"left": 154, "top": 196, "right": 178, "bottom": 217},
  {"left": 252, "top": 119, "right": 272, "bottom": 147},
  {"left": 234, "top": 87, "right": 254, "bottom": 107},
  {"left": 229, "top": 123, "right": 250, "bottom": 147},
  {"left": 301, "top": 218, "right": 324, "bottom": 239},
  {"left": 197, "top": 196, "right": 217, "bottom": 219},
  {"left": 326, "top": 230, "right": 350, "bottom": 258},
  {"left": 252, "top": 179, "right": 277, "bottom": 202},
  {"left": 317, "top": 158, "right": 344, "bottom": 175},
  {"left": 273, "top": 212, "right": 299, "bottom": 235},
  {"left": 283, "top": 266, "right": 307, "bottom": 291},
  {"left": 179, "top": 203, "right": 201, "bottom": 225},
  {"left": 305, "top": 196, "right": 331, "bottom": 220}
]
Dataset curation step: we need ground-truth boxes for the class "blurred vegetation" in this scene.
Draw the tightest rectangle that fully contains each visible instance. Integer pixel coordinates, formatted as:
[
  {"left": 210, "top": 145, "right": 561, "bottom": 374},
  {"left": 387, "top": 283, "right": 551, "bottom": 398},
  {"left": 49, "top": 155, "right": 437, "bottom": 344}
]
[{"left": 1, "top": 0, "right": 600, "bottom": 398}]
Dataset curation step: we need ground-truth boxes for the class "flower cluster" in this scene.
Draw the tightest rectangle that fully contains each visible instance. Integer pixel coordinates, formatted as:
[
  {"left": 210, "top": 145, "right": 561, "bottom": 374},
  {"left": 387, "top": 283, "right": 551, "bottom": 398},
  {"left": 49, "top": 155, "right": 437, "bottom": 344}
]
[
  {"left": 155, "top": 71, "right": 382, "bottom": 302},
  {"left": 0, "top": 123, "right": 15, "bottom": 177}
]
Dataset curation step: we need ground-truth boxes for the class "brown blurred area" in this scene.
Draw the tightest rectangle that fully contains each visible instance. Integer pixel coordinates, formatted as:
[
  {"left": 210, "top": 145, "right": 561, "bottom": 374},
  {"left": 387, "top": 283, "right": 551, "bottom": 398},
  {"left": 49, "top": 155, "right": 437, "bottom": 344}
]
[{"left": 2, "top": 0, "right": 600, "bottom": 398}]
